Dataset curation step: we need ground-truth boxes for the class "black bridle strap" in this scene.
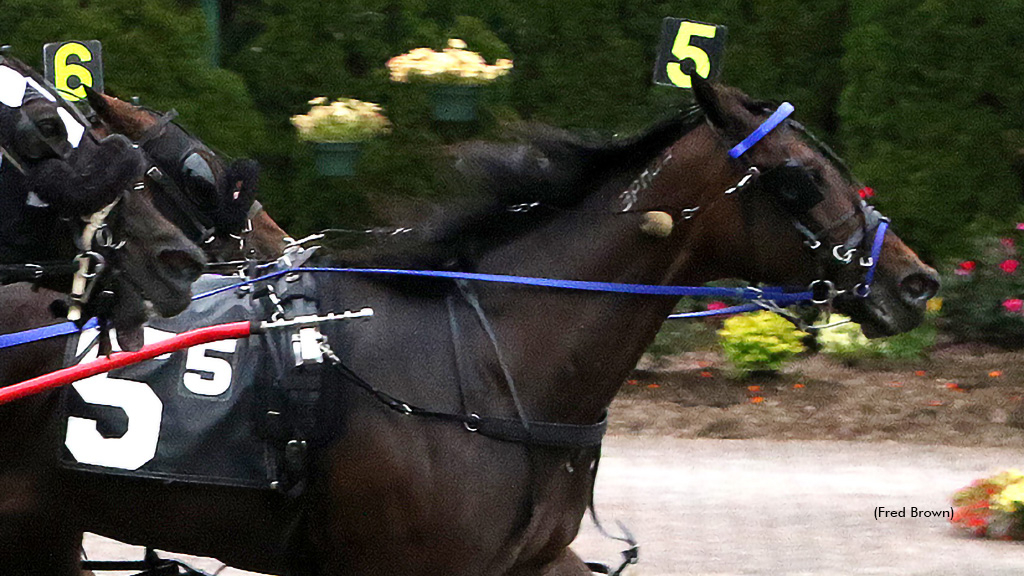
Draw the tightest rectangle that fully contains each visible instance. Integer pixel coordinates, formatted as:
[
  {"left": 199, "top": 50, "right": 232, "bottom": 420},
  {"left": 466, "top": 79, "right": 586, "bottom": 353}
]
[
  {"left": 134, "top": 108, "right": 179, "bottom": 147},
  {"left": 0, "top": 261, "right": 77, "bottom": 285},
  {"left": 326, "top": 360, "right": 607, "bottom": 448},
  {"left": 145, "top": 165, "right": 215, "bottom": 242}
]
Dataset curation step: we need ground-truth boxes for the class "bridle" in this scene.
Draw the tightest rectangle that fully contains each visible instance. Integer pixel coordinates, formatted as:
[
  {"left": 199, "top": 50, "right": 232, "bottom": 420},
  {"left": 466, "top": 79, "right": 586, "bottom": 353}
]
[
  {"left": 130, "top": 107, "right": 250, "bottom": 249},
  {"left": 0, "top": 56, "right": 135, "bottom": 320},
  {"left": 617, "top": 101, "right": 890, "bottom": 316}
]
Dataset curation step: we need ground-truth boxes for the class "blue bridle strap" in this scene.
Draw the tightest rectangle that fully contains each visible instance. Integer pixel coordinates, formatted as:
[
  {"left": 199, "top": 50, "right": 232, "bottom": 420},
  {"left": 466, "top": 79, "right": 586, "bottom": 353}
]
[
  {"left": 728, "top": 102, "right": 795, "bottom": 159},
  {"left": 862, "top": 220, "right": 888, "bottom": 289},
  {"left": 0, "top": 317, "right": 98, "bottom": 349}
]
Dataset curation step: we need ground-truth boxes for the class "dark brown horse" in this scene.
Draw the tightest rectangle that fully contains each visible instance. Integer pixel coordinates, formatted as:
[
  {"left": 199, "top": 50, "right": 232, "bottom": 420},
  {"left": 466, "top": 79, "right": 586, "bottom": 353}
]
[
  {"left": 0, "top": 86, "right": 289, "bottom": 575},
  {"left": 0, "top": 55, "right": 207, "bottom": 349},
  {"left": 6, "top": 79, "right": 937, "bottom": 575},
  {"left": 85, "top": 89, "right": 289, "bottom": 262}
]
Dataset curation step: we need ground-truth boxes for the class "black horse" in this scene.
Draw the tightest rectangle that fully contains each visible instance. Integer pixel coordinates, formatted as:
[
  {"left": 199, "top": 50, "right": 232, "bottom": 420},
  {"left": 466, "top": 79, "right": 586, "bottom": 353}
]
[{"left": 7, "top": 79, "right": 937, "bottom": 575}]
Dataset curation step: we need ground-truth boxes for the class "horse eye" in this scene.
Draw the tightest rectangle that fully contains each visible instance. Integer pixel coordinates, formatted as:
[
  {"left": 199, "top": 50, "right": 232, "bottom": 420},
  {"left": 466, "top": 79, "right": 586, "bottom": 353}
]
[{"left": 37, "top": 119, "right": 61, "bottom": 138}]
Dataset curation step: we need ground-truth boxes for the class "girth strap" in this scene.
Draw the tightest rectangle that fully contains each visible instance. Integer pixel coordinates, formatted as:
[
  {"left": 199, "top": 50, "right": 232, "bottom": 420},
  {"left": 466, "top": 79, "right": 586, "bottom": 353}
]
[{"left": 327, "top": 360, "right": 607, "bottom": 448}]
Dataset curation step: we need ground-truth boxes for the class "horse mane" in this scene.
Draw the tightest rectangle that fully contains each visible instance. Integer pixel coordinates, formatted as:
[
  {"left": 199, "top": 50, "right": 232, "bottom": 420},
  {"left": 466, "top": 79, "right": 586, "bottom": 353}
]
[{"left": 337, "top": 105, "right": 706, "bottom": 272}]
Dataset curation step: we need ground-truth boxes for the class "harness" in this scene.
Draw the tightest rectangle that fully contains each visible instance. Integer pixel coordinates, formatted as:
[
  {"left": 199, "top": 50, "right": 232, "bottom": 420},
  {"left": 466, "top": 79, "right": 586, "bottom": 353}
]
[{"left": 134, "top": 108, "right": 240, "bottom": 246}]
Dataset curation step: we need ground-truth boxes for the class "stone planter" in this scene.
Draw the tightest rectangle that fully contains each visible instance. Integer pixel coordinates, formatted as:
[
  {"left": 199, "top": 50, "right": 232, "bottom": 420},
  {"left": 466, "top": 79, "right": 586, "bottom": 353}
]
[
  {"left": 313, "top": 141, "right": 362, "bottom": 177},
  {"left": 429, "top": 85, "right": 481, "bottom": 122}
]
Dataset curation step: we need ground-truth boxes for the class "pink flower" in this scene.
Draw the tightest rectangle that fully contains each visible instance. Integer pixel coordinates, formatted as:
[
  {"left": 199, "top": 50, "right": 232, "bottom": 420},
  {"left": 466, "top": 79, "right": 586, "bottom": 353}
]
[
  {"left": 1003, "top": 299, "right": 1024, "bottom": 313},
  {"left": 707, "top": 301, "right": 727, "bottom": 311},
  {"left": 1002, "top": 238, "right": 1016, "bottom": 249},
  {"left": 1001, "top": 259, "right": 1020, "bottom": 274},
  {"left": 955, "top": 261, "right": 976, "bottom": 275},
  {"left": 1017, "top": 223, "right": 1024, "bottom": 231}
]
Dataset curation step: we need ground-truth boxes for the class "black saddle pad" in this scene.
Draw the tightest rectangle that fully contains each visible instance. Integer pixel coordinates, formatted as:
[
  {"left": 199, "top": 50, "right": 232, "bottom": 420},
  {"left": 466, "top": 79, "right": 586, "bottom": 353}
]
[{"left": 59, "top": 274, "right": 283, "bottom": 489}]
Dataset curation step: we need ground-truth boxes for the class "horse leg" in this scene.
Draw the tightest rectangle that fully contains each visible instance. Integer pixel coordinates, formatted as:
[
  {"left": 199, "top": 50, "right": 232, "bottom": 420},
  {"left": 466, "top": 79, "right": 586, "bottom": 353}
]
[{"left": 0, "top": 468, "right": 83, "bottom": 576}]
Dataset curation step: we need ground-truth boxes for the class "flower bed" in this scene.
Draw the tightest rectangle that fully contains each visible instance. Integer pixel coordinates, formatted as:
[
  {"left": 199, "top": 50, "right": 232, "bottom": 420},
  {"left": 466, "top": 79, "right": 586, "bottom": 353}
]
[{"left": 952, "top": 469, "right": 1024, "bottom": 539}]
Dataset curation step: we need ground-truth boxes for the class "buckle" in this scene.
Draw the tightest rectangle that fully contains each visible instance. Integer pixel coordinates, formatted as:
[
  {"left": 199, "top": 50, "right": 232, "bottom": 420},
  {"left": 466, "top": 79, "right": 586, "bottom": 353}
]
[{"left": 809, "top": 280, "right": 835, "bottom": 305}]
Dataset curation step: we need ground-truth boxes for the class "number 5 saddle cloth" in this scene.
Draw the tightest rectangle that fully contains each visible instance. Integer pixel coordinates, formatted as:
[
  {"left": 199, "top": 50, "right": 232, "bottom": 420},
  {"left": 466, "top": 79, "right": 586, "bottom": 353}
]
[{"left": 59, "top": 255, "right": 325, "bottom": 492}]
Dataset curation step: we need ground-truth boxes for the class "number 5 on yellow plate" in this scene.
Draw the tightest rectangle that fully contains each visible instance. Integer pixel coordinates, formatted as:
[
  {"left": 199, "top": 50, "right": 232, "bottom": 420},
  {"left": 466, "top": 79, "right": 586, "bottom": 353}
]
[{"left": 652, "top": 18, "right": 727, "bottom": 89}]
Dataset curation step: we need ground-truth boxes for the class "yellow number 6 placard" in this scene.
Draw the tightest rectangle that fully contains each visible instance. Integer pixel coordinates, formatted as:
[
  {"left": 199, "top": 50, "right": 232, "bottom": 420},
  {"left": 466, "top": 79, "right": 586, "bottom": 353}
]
[
  {"left": 43, "top": 40, "right": 104, "bottom": 102},
  {"left": 653, "top": 18, "right": 727, "bottom": 89}
]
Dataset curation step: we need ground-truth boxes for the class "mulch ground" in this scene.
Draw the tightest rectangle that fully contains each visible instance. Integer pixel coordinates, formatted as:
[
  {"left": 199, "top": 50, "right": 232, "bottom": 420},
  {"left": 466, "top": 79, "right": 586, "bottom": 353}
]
[{"left": 611, "top": 345, "right": 1024, "bottom": 447}]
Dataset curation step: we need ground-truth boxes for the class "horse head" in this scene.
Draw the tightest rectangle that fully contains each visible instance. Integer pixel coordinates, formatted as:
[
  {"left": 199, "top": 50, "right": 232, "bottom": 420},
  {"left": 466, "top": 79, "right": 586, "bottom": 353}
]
[
  {"left": 85, "top": 89, "right": 288, "bottom": 263},
  {"left": 0, "top": 57, "right": 207, "bottom": 349},
  {"left": 645, "top": 78, "right": 939, "bottom": 336}
]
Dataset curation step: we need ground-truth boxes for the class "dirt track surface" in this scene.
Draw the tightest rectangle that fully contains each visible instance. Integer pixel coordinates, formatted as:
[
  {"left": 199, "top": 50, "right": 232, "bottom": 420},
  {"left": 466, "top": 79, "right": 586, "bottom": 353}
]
[{"left": 85, "top": 437, "right": 1024, "bottom": 576}]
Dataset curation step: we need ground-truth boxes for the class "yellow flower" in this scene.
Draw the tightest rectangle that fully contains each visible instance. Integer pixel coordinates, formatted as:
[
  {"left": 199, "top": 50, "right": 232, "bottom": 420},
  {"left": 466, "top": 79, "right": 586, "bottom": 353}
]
[
  {"left": 292, "top": 97, "right": 391, "bottom": 143},
  {"left": 387, "top": 39, "right": 513, "bottom": 85},
  {"left": 926, "top": 297, "right": 943, "bottom": 313},
  {"left": 993, "top": 480, "right": 1024, "bottom": 513}
]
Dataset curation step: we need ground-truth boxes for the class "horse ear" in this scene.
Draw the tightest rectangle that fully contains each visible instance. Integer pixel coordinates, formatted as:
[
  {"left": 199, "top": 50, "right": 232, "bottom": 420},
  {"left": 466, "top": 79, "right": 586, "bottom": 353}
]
[
  {"left": 691, "top": 75, "right": 729, "bottom": 129},
  {"left": 217, "top": 158, "right": 260, "bottom": 232},
  {"left": 84, "top": 85, "right": 109, "bottom": 114}
]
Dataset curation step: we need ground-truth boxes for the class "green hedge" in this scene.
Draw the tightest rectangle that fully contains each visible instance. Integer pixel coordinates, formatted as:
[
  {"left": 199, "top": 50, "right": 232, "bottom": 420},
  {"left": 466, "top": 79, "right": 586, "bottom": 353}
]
[{"left": 3, "top": 0, "right": 1022, "bottom": 263}]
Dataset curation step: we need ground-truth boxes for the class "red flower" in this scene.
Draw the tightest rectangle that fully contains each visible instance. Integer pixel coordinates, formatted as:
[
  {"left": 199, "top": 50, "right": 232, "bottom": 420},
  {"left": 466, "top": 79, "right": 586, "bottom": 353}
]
[
  {"left": 1001, "top": 259, "right": 1020, "bottom": 274},
  {"left": 707, "top": 301, "right": 727, "bottom": 311},
  {"left": 1003, "top": 299, "right": 1024, "bottom": 313},
  {"left": 858, "top": 187, "right": 875, "bottom": 200},
  {"left": 955, "top": 261, "right": 976, "bottom": 275}
]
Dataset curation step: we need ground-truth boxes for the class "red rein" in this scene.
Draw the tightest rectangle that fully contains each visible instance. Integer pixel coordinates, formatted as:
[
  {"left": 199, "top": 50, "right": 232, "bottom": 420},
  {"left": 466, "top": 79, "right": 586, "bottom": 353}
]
[{"left": 0, "top": 321, "right": 255, "bottom": 405}]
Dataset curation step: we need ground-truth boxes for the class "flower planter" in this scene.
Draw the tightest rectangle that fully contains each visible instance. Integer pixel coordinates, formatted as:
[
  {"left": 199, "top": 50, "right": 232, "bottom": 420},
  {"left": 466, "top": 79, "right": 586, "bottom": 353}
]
[
  {"left": 314, "top": 142, "right": 362, "bottom": 177},
  {"left": 429, "top": 85, "right": 480, "bottom": 122}
]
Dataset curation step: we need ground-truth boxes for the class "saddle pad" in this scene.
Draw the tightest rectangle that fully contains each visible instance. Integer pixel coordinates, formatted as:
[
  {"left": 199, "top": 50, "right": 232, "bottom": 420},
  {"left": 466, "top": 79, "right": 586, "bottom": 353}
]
[{"left": 59, "top": 274, "right": 280, "bottom": 489}]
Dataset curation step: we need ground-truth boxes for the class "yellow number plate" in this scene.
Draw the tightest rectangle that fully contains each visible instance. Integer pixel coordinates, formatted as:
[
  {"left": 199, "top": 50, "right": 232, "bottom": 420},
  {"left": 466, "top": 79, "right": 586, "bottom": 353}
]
[
  {"left": 43, "top": 40, "right": 104, "bottom": 102},
  {"left": 653, "top": 18, "right": 727, "bottom": 89}
]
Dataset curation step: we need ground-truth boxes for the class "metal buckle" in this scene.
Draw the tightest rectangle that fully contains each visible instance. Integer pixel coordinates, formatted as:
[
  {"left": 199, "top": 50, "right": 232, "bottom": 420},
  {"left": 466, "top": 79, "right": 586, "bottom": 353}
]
[
  {"left": 853, "top": 283, "right": 871, "bottom": 298},
  {"left": 75, "top": 251, "right": 106, "bottom": 279},
  {"left": 809, "top": 279, "right": 835, "bottom": 305},
  {"left": 832, "top": 245, "right": 856, "bottom": 264},
  {"left": 464, "top": 413, "right": 482, "bottom": 432},
  {"left": 25, "top": 263, "right": 43, "bottom": 279}
]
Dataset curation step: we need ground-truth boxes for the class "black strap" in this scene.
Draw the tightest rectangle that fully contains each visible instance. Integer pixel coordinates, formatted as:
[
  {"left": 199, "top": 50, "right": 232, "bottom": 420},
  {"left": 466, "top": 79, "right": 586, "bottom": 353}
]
[
  {"left": 328, "top": 361, "right": 607, "bottom": 449},
  {"left": 587, "top": 449, "right": 640, "bottom": 575},
  {"left": 0, "top": 261, "right": 77, "bottom": 285},
  {"left": 135, "top": 109, "right": 179, "bottom": 147}
]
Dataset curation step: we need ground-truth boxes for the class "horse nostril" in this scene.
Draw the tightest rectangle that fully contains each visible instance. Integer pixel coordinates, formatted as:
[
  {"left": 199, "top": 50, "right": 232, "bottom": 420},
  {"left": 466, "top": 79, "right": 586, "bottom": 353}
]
[
  {"left": 900, "top": 272, "right": 940, "bottom": 302},
  {"left": 158, "top": 249, "right": 205, "bottom": 282}
]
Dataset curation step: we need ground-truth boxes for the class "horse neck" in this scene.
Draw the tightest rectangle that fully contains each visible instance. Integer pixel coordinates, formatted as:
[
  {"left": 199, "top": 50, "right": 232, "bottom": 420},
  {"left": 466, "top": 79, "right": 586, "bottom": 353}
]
[{"left": 469, "top": 125, "right": 741, "bottom": 425}]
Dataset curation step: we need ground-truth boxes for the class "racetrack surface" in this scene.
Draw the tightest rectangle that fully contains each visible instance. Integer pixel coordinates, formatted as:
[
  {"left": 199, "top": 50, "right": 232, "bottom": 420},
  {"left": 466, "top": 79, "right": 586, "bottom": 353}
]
[{"left": 85, "top": 437, "right": 1024, "bottom": 575}]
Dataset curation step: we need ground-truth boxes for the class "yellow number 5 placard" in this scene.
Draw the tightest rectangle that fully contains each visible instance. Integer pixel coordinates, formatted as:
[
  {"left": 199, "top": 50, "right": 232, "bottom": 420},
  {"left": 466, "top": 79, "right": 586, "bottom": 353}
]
[
  {"left": 43, "top": 40, "right": 104, "bottom": 102},
  {"left": 653, "top": 18, "right": 727, "bottom": 89}
]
